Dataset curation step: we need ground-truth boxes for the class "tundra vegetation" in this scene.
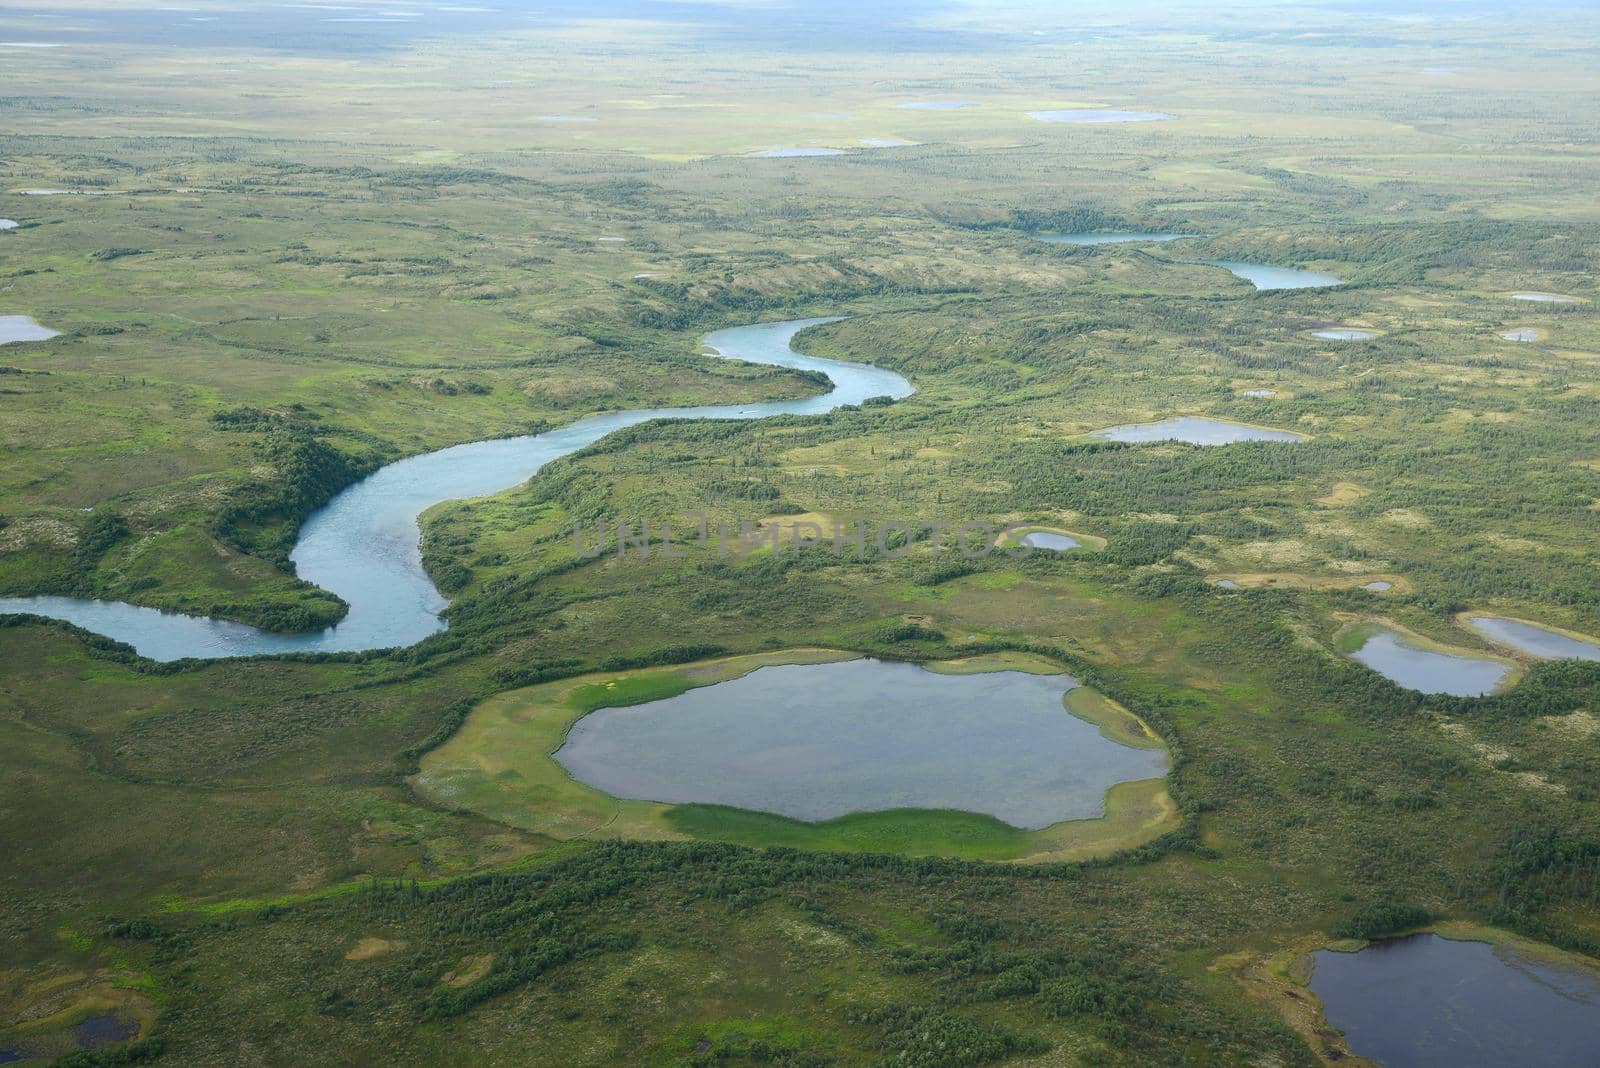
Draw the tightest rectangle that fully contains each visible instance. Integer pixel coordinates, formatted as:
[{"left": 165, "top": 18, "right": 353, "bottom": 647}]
[{"left": 0, "top": 1, "right": 1598, "bottom": 1064}]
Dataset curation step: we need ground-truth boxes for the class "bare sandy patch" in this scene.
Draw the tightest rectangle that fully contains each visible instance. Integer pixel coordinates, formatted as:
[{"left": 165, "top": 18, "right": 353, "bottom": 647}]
[
  {"left": 441, "top": 953, "right": 494, "bottom": 988},
  {"left": 1482, "top": 532, "right": 1546, "bottom": 554},
  {"left": 1539, "top": 710, "right": 1599, "bottom": 740},
  {"left": 1380, "top": 508, "right": 1432, "bottom": 529},
  {"left": 0, "top": 516, "right": 79, "bottom": 553},
  {"left": 345, "top": 937, "right": 401, "bottom": 961},
  {"left": 1316, "top": 482, "right": 1369, "bottom": 506}
]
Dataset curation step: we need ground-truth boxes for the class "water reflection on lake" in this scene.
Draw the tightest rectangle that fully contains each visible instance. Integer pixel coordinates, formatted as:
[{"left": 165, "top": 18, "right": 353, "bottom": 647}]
[
  {"left": 1310, "top": 934, "right": 1600, "bottom": 1068},
  {"left": 1202, "top": 260, "right": 1342, "bottom": 290},
  {"left": 0, "top": 315, "right": 59, "bottom": 344},
  {"left": 1021, "top": 531, "right": 1080, "bottom": 551}
]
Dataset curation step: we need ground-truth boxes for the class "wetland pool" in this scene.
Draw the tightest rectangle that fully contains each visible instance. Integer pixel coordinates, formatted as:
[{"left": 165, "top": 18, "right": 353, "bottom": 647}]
[
  {"left": 1092, "top": 417, "right": 1304, "bottom": 445},
  {"left": 1311, "top": 329, "right": 1375, "bottom": 340},
  {"left": 553, "top": 658, "right": 1167, "bottom": 829},
  {"left": 1021, "top": 531, "right": 1080, "bottom": 551},
  {"left": 1348, "top": 626, "right": 1511, "bottom": 696},
  {"left": 1465, "top": 616, "right": 1600, "bottom": 661},
  {"left": 1310, "top": 934, "right": 1600, "bottom": 1068}
]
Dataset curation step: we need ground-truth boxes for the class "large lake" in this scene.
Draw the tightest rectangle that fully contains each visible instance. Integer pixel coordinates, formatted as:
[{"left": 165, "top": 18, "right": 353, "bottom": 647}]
[
  {"left": 1092, "top": 416, "right": 1304, "bottom": 445},
  {"left": 1465, "top": 616, "right": 1600, "bottom": 661},
  {"left": 553, "top": 659, "right": 1168, "bottom": 828},
  {"left": 1349, "top": 627, "right": 1511, "bottom": 696},
  {"left": 0, "top": 319, "right": 912, "bottom": 660},
  {"left": 1310, "top": 934, "right": 1600, "bottom": 1067}
]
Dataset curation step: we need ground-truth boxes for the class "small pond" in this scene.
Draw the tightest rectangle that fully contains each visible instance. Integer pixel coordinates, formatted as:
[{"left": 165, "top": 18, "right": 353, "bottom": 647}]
[
  {"left": 1310, "top": 934, "right": 1600, "bottom": 1068},
  {"left": 1312, "top": 329, "right": 1375, "bottom": 340},
  {"left": 1363, "top": 581, "right": 1393, "bottom": 592},
  {"left": 0, "top": 219, "right": 17, "bottom": 229},
  {"left": 1030, "top": 109, "right": 1172, "bottom": 123},
  {"left": 1092, "top": 416, "right": 1304, "bottom": 445},
  {"left": 1240, "top": 388, "right": 1278, "bottom": 398},
  {"left": 1501, "top": 329, "right": 1540, "bottom": 342},
  {"left": 860, "top": 137, "right": 915, "bottom": 147},
  {"left": 0, "top": 315, "right": 58, "bottom": 345},
  {"left": 1512, "top": 293, "right": 1576, "bottom": 303},
  {"left": 71, "top": 1015, "right": 139, "bottom": 1050},
  {"left": 538, "top": 114, "right": 596, "bottom": 122},
  {"left": 1466, "top": 616, "right": 1600, "bottom": 662},
  {"left": 1035, "top": 231, "right": 1198, "bottom": 246},
  {"left": 1348, "top": 626, "right": 1511, "bottom": 696},
  {"left": 1021, "top": 531, "right": 1080, "bottom": 551},
  {"left": 1201, "top": 260, "right": 1342, "bottom": 290},
  {"left": 554, "top": 659, "right": 1167, "bottom": 829},
  {"left": 898, "top": 100, "right": 973, "bottom": 110},
  {"left": 1215, "top": 579, "right": 1241, "bottom": 589}
]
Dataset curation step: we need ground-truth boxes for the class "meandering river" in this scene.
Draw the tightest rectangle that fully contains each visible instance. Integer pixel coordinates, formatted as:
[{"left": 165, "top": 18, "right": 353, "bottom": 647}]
[{"left": 0, "top": 319, "right": 912, "bottom": 660}]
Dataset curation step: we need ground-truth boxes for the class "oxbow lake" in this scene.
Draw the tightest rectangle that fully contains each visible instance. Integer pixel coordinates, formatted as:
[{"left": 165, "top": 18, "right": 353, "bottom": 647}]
[{"left": 0, "top": 319, "right": 912, "bottom": 660}]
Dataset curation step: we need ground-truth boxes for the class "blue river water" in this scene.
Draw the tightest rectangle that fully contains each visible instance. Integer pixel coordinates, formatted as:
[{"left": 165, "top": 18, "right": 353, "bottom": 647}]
[{"left": 0, "top": 319, "right": 912, "bottom": 660}]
